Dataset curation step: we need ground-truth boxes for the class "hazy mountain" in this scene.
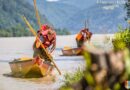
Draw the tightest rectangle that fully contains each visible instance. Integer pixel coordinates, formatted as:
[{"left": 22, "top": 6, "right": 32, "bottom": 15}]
[
  {"left": 28, "top": 0, "right": 127, "bottom": 34},
  {"left": 0, "top": 0, "right": 49, "bottom": 29},
  {"left": 59, "top": 0, "right": 96, "bottom": 9},
  {"left": 28, "top": 0, "right": 80, "bottom": 28},
  {"left": 0, "top": 0, "right": 50, "bottom": 36},
  {"left": 64, "top": 4, "right": 127, "bottom": 33}
]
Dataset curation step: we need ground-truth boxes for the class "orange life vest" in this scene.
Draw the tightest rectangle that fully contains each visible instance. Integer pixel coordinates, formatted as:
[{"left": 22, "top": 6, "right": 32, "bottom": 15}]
[{"left": 76, "top": 33, "right": 83, "bottom": 41}]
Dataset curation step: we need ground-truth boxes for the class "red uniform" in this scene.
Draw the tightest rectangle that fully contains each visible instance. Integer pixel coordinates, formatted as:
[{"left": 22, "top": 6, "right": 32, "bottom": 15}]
[{"left": 35, "top": 24, "right": 56, "bottom": 53}]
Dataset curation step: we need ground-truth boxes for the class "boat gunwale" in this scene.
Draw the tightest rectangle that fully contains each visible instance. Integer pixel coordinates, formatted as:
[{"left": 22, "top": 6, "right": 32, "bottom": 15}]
[
  {"left": 9, "top": 59, "right": 33, "bottom": 64},
  {"left": 62, "top": 47, "right": 82, "bottom": 51}
]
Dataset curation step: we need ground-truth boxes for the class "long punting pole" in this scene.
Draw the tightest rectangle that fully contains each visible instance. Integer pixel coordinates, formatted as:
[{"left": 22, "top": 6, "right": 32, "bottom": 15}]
[{"left": 22, "top": 16, "right": 61, "bottom": 75}]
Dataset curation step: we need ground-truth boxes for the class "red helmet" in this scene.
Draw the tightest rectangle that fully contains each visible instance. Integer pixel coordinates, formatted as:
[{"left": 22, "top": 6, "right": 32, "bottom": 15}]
[{"left": 41, "top": 24, "right": 50, "bottom": 31}]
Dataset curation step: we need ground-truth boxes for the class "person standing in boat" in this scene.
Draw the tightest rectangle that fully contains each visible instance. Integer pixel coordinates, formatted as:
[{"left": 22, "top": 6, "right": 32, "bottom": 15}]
[
  {"left": 76, "top": 28, "right": 92, "bottom": 47},
  {"left": 33, "top": 24, "right": 56, "bottom": 62}
]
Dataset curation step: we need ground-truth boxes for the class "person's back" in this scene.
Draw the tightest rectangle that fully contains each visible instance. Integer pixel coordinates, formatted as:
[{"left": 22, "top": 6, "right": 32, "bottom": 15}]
[
  {"left": 33, "top": 24, "right": 56, "bottom": 61},
  {"left": 76, "top": 28, "right": 92, "bottom": 47}
]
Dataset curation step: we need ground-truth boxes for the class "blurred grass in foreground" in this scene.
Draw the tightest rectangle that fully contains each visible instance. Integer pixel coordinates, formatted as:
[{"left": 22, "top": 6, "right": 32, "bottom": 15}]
[
  {"left": 113, "top": 26, "right": 130, "bottom": 51},
  {"left": 60, "top": 26, "right": 130, "bottom": 90},
  {"left": 60, "top": 69, "right": 83, "bottom": 90}
]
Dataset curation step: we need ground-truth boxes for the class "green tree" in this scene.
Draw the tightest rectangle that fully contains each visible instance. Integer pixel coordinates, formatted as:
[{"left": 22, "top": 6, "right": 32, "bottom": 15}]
[
  {"left": 125, "top": 0, "right": 130, "bottom": 20},
  {"left": 55, "top": 28, "right": 71, "bottom": 35}
]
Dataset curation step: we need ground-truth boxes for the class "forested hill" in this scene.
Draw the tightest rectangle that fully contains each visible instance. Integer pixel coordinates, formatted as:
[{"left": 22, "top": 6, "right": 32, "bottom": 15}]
[{"left": 0, "top": 0, "right": 49, "bottom": 37}]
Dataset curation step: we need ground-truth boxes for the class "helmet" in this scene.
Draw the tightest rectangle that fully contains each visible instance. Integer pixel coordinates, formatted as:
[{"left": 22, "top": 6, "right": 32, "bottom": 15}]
[{"left": 41, "top": 24, "right": 50, "bottom": 30}]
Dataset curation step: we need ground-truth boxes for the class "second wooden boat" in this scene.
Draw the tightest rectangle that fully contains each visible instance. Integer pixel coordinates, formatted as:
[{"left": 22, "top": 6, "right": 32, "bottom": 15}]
[{"left": 62, "top": 48, "right": 82, "bottom": 56}]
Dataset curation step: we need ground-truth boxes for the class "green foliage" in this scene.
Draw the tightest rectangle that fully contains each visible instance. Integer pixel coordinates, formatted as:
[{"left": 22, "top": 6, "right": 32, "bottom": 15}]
[
  {"left": 55, "top": 28, "right": 71, "bottom": 35},
  {"left": 60, "top": 46, "right": 129, "bottom": 90},
  {"left": 0, "top": 24, "right": 32, "bottom": 37},
  {"left": 61, "top": 68, "right": 83, "bottom": 88},
  {"left": 125, "top": 0, "right": 130, "bottom": 20},
  {"left": 113, "top": 26, "right": 130, "bottom": 50},
  {"left": 0, "top": 30, "right": 12, "bottom": 37},
  {"left": 112, "top": 39, "right": 126, "bottom": 51},
  {"left": 59, "top": 86, "right": 73, "bottom": 90},
  {"left": 84, "top": 52, "right": 91, "bottom": 69},
  {"left": 84, "top": 71, "right": 95, "bottom": 86},
  {"left": 0, "top": 0, "right": 50, "bottom": 37},
  {"left": 124, "top": 49, "right": 130, "bottom": 80}
]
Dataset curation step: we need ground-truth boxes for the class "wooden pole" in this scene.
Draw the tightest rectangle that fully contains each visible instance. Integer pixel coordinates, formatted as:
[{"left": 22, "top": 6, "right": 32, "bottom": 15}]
[
  {"left": 33, "top": 0, "right": 42, "bottom": 29},
  {"left": 22, "top": 16, "right": 61, "bottom": 75},
  {"left": 85, "top": 20, "right": 87, "bottom": 29}
]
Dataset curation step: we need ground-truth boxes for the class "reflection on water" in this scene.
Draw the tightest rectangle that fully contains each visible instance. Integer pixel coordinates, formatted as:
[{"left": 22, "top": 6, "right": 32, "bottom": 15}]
[
  {"left": 0, "top": 58, "right": 85, "bottom": 90},
  {"left": 0, "top": 49, "right": 84, "bottom": 90},
  {"left": 0, "top": 37, "right": 85, "bottom": 90},
  {"left": 0, "top": 35, "right": 113, "bottom": 90}
]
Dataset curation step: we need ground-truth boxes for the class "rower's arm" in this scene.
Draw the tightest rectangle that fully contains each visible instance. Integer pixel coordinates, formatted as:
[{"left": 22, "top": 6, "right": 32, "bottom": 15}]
[{"left": 50, "top": 39, "right": 56, "bottom": 53}]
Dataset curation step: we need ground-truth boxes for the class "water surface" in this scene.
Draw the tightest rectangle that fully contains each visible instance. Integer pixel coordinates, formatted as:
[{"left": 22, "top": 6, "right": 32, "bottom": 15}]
[{"left": 0, "top": 36, "right": 85, "bottom": 90}]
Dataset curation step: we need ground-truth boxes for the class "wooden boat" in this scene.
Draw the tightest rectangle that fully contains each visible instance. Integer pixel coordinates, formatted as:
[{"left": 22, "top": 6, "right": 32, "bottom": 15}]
[
  {"left": 9, "top": 57, "right": 54, "bottom": 78},
  {"left": 62, "top": 48, "right": 82, "bottom": 56}
]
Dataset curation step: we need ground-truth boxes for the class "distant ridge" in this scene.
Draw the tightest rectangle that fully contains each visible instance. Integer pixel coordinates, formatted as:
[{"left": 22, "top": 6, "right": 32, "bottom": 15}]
[{"left": 28, "top": 0, "right": 127, "bottom": 34}]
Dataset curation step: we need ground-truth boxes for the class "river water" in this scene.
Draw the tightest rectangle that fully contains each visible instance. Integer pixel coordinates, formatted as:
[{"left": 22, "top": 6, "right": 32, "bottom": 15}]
[
  {"left": 0, "top": 35, "right": 85, "bottom": 90},
  {"left": 0, "top": 34, "right": 113, "bottom": 90}
]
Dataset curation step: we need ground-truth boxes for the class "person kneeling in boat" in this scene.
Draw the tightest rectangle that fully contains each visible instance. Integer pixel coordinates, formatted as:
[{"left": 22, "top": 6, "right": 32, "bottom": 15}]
[
  {"left": 33, "top": 24, "right": 56, "bottom": 62},
  {"left": 76, "top": 28, "right": 92, "bottom": 47}
]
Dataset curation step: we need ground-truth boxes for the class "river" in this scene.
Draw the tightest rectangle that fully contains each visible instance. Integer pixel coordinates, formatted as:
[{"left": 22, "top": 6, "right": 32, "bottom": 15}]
[
  {"left": 0, "top": 35, "right": 85, "bottom": 90},
  {"left": 0, "top": 34, "right": 113, "bottom": 90}
]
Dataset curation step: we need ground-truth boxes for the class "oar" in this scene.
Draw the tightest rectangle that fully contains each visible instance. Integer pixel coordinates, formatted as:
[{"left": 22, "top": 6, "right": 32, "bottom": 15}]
[
  {"left": 33, "top": 0, "right": 42, "bottom": 29},
  {"left": 85, "top": 19, "right": 89, "bottom": 29},
  {"left": 22, "top": 16, "right": 61, "bottom": 75},
  {"left": 85, "top": 20, "right": 87, "bottom": 29}
]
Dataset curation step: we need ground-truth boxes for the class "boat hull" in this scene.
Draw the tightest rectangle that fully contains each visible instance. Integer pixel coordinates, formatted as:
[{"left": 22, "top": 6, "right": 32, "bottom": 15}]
[
  {"left": 62, "top": 48, "right": 82, "bottom": 56},
  {"left": 9, "top": 59, "right": 53, "bottom": 78}
]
